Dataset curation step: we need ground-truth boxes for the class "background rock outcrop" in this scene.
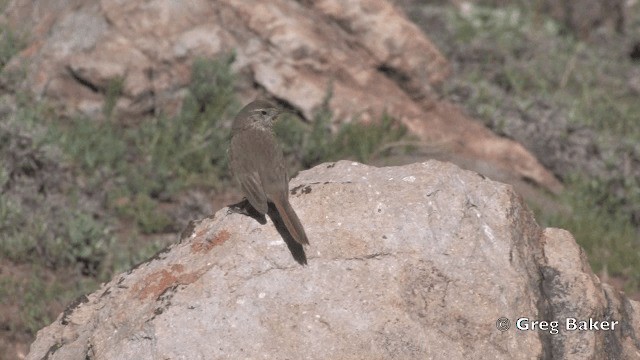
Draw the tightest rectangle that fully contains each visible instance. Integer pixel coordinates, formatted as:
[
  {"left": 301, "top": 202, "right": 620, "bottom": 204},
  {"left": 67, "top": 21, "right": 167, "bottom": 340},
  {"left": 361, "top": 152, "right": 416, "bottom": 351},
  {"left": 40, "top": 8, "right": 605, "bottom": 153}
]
[
  {"left": 1, "top": 0, "right": 561, "bottom": 193},
  {"left": 26, "top": 161, "right": 640, "bottom": 359}
]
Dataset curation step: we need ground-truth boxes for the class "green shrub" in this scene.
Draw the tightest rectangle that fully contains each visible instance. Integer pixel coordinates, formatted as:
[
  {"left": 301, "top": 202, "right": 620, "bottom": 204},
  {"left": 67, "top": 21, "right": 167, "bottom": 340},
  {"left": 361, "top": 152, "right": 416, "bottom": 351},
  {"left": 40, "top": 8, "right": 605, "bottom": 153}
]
[
  {"left": 0, "top": 25, "right": 23, "bottom": 69},
  {"left": 537, "top": 175, "right": 640, "bottom": 292},
  {"left": 51, "top": 54, "right": 240, "bottom": 236},
  {"left": 275, "top": 94, "right": 413, "bottom": 172},
  {"left": 446, "top": 3, "right": 640, "bottom": 294}
]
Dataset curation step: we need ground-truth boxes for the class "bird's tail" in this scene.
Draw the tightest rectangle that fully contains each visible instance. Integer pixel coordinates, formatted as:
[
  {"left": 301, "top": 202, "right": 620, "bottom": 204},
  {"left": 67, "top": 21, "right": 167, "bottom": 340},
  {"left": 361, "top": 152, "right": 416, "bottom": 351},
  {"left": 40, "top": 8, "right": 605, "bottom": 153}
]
[{"left": 272, "top": 196, "right": 309, "bottom": 245}]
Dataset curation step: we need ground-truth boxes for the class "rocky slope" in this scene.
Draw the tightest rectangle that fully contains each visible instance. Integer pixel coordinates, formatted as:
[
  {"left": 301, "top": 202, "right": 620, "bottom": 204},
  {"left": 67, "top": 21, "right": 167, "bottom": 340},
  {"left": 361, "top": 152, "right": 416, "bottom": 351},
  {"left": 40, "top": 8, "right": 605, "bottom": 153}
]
[{"left": 2, "top": 0, "right": 560, "bottom": 192}]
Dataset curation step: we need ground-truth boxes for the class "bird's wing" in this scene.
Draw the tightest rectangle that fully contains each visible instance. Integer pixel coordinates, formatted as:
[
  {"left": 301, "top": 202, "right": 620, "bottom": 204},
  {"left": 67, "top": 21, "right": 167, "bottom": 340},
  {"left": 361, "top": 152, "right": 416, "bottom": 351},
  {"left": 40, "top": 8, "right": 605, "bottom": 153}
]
[{"left": 236, "top": 171, "right": 269, "bottom": 215}]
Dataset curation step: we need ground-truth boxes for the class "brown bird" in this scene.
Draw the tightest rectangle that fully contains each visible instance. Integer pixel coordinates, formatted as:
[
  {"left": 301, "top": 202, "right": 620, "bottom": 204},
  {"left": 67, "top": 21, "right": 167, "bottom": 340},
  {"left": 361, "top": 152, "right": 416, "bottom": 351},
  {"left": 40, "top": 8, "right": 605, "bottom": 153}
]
[{"left": 228, "top": 100, "right": 309, "bottom": 245}]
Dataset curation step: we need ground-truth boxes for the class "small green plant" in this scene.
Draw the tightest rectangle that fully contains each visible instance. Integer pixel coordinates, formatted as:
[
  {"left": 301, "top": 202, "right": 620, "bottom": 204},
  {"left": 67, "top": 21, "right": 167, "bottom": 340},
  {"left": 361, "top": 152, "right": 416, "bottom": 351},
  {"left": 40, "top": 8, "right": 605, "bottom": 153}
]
[
  {"left": 0, "top": 200, "right": 115, "bottom": 276},
  {"left": 274, "top": 92, "right": 414, "bottom": 173},
  {"left": 103, "top": 76, "right": 125, "bottom": 120},
  {"left": 331, "top": 113, "right": 410, "bottom": 163},
  {"left": 189, "top": 54, "right": 237, "bottom": 117},
  {"left": 536, "top": 175, "right": 640, "bottom": 292},
  {"left": 0, "top": 23, "right": 28, "bottom": 87},
  {"left": 52, "top": 116, "right": 126, "bottom": 173},
  {"left": 111, "top": 235, "right": 169, "bottom": 274},
  {"left": 0, "top": 197, "right": 36, "bottom": 262},
  {"left": 0, "top": 267, "right": 100, "bottom": 337},
  {"left": 274, "top": 106, "right": 331, "bottom": 172},
  {"left": 114, "top": 193, "right": 173, "bottom": 234},
  {"left": 20, "top": 274, "right": 56, "bottom": 335},
  {"left": 0, "top": 25, "right": 23, "bottom": 69},
  {"left": 60, "top": 211, "right": 115, "bottom": 275}
]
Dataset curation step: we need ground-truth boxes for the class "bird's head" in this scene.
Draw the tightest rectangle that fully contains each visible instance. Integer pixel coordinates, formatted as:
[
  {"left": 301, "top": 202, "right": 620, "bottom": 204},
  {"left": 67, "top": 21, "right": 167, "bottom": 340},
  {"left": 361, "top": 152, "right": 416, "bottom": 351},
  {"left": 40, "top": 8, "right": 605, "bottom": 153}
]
[{"left": 232, "top": 100, "right": 284, "bottom": 132}]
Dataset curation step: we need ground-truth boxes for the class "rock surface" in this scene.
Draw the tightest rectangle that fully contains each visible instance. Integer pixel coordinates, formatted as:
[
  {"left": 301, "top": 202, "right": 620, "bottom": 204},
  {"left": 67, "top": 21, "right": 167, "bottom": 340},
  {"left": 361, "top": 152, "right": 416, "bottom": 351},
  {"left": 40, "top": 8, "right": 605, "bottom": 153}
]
[
  {"left": 1, "top": 0, "right": 561, "bottom": 192},
  {"left": 26, "top": 161, "right": 640, "bottom": 359}
]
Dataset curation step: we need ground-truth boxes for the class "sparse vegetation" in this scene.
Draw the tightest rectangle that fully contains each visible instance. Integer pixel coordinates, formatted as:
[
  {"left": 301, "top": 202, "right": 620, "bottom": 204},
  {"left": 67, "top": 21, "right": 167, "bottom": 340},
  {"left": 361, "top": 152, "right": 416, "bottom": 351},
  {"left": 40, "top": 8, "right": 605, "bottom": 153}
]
[
  {"left": 51, "top": 55, "right": 240, "bottom": 235},
  {"left": 275, "top": 92, "right": 413, "bottom": 173},
  {"left": 538, "top": 176, "right": 640, "bottom": 291},
  {"left": 0, "top": 55, "right": 242, "bottom": 352},
  {"left": 0, "top": 25, "right": 23, "bottom": 69},
  {"left": 0, "top": 52, "right": 414, "bottom": 355},
  {"left": 436, "top": 3, "right": 640, "bottom": 293},
  {"left": 103, "top": 76, "right": 124, "bottom": 120}
]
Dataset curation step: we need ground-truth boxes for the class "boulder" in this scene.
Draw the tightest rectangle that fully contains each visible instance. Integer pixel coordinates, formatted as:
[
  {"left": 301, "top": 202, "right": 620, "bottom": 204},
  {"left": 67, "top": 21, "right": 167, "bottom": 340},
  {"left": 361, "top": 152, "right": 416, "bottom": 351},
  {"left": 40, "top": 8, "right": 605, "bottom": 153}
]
[{"left": 26, "top": 161, "right": 640, "bottom": 359}]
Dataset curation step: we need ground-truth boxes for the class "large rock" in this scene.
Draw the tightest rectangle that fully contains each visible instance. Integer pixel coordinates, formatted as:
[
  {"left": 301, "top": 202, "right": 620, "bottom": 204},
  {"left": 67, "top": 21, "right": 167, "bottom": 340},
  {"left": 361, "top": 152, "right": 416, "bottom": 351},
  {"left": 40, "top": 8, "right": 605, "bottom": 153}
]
[
  {"left": 26, "top": 161, "right": 640, "bottom": 359},
  {"left": 1, "top": 0, "right": 561, "bottom": 192}
]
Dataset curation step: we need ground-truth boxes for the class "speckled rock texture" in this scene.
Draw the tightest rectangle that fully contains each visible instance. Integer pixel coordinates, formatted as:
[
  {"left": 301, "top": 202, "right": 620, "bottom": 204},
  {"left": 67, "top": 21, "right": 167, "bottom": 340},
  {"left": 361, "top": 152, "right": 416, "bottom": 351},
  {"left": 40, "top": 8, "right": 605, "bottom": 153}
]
[{"left": 27, "top": 161, "right": 640, "bottom": 359}]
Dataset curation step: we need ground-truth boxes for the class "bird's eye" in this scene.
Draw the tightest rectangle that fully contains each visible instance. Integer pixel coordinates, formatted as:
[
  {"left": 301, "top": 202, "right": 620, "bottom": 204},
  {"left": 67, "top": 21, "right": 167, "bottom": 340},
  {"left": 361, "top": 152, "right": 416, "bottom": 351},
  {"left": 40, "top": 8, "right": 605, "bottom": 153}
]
[{"left": 260, "top": 110, "right": 268, "bottom": 115}]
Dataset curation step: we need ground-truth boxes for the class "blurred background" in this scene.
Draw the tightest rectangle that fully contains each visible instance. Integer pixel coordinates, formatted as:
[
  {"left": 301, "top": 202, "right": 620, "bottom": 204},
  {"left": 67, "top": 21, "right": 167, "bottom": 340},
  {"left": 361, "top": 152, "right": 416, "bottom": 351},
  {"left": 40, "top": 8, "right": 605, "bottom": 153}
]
[{"left": 1, "top": 0, "right": 639, "bottom": 357}]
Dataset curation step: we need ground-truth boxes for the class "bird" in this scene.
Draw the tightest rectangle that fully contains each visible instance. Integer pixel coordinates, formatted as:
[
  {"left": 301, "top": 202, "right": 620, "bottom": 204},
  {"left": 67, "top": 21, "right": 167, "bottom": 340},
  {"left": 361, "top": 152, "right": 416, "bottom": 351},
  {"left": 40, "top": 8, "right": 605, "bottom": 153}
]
[{"left": 228, "top": 100, "right": 309, "bottom": 245}]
